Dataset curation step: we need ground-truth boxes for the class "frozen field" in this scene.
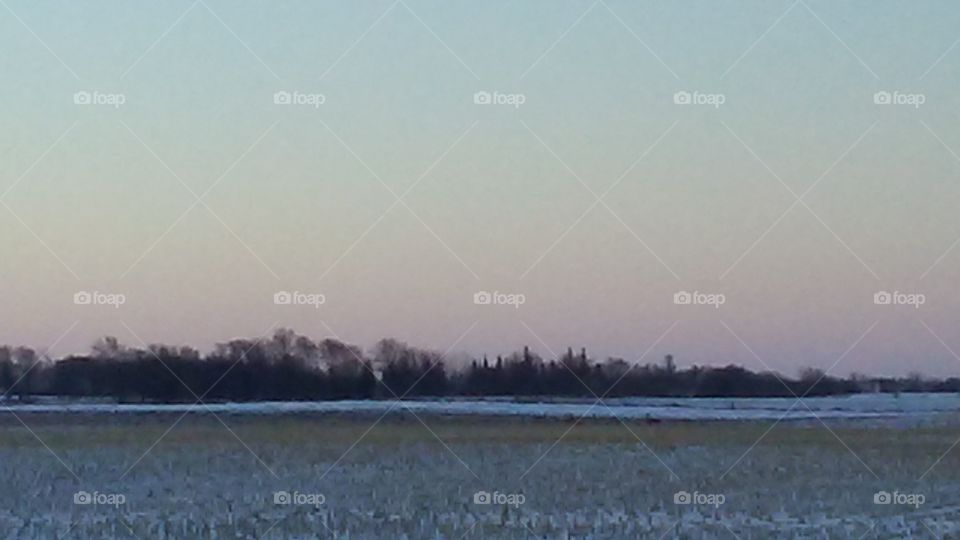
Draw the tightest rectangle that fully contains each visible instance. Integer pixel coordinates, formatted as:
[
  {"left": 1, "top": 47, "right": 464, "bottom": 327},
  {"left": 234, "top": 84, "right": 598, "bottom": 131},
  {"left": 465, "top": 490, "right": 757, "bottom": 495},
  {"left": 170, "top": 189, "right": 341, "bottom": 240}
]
[
  {"left": 5, "top": 392, "right": 960, "bottom": 423},
  {"left": 0, "top": 411, "right": 958, "bottom": 539}
]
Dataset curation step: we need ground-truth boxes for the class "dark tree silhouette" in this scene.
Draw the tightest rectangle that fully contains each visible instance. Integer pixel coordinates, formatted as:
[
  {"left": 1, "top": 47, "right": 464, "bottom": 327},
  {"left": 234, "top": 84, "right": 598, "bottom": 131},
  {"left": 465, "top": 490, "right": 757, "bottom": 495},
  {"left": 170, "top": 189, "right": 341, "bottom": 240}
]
[{"left": 0, "top": 328, "right": 952, "bottom": 403}]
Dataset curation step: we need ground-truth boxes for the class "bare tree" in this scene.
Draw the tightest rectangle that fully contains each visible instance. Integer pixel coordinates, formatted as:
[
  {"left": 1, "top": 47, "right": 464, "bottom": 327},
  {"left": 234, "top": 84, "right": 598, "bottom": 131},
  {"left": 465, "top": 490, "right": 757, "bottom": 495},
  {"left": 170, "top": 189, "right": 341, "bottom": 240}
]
[{"left": 12, "top": 347, "right": 37, "bottom": 401}]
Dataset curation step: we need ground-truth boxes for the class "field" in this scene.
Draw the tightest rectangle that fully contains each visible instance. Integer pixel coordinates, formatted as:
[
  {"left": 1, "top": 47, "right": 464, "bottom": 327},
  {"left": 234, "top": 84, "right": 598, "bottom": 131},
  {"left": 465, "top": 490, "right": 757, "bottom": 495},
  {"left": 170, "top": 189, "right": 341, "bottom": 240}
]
[{"left": 1, "top": 410, "right": 959, "bottom": 539}]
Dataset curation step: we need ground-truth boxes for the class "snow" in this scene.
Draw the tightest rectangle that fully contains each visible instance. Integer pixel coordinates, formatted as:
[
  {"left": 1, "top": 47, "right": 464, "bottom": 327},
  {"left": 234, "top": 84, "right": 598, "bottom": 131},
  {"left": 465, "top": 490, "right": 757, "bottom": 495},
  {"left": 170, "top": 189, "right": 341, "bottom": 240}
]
[
  {"left": 1, "top": 395, "right": 958, "bottom": 538},
  {"left": 4, "top": 392, "right": 958, "bottom": 421}
]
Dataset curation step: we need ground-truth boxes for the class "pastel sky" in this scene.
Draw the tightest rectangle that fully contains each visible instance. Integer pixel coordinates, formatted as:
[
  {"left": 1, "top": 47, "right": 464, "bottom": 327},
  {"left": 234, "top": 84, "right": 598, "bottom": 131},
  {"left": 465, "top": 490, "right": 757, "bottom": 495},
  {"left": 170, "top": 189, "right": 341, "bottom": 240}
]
[{"left": 2, "top": 1, "right": 959, "bottom": 376}]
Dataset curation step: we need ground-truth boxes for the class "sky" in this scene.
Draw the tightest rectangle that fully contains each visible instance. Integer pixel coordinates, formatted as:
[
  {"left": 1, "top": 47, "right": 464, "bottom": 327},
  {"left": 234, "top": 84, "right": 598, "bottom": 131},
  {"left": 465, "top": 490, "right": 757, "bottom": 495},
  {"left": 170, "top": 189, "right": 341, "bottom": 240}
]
[{"left": 1, "top": 0, "right": 960, "bottom": 376}]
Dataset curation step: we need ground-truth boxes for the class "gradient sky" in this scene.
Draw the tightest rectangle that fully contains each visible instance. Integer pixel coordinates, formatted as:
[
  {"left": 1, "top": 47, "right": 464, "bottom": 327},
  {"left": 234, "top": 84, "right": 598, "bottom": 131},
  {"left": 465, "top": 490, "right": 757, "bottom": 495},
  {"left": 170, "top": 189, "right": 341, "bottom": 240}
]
[{"left": 2, "top": 0, "right": 960, "bottom": 376}]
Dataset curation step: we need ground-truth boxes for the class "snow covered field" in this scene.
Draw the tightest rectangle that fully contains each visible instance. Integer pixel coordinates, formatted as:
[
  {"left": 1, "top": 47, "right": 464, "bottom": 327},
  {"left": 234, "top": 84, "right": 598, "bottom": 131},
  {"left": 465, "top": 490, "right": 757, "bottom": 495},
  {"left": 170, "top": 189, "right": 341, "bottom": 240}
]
[
  {"left": 4, "top": 392, "right": 960, "bottom": 422},
  {"left": 0, "top": 411, "right": 958, "bottom": 538}
]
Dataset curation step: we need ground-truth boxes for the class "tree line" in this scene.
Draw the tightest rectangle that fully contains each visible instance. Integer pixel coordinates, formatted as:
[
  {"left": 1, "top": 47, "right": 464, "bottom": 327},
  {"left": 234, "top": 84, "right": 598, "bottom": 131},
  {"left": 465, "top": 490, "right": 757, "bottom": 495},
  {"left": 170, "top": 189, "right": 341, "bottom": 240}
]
[{"left": 0, "top": 329, "right": 956, "bottom": 402}]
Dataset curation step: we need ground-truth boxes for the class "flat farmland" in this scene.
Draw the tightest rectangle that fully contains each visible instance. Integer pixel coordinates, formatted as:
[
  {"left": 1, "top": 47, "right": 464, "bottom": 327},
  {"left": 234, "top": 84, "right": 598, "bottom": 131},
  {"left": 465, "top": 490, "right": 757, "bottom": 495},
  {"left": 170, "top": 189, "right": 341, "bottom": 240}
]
[{"left": 0, "top": 411, "right": 958, "bottom": 539}]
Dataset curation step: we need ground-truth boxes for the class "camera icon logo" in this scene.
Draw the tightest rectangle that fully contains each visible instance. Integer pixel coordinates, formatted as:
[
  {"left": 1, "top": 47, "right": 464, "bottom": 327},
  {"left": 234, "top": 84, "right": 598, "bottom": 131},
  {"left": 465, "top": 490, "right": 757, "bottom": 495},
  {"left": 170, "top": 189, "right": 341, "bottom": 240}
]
[
  {"left": 673, "top": 291, "right": 692, "bottom": 305},
  {"left": 74, "top": 491, "right": 92, "bottom": 505},
  {"left": 74, "top": 291, "right": 93, "bottom": 305},
  {"left": 673, "top": 91, "right": 691, "bottom": 105},
  {"left": 873, "top": 291, "right": 892, "bottom": 305},
  {"left": 73, "top": 91, "right": 92, "bottom": 105},
  {"left": 874, "top": 491, "right": 891, "bottom": 504},
  {"left": 474, "top": 91, "right": 492, "bottom": 105},
  {"left": 274, "top": 491, "right": 291, "bottom": 505},
  {"left": 473, "top": 291, "right": 492, "bottom": 305},
  {"left": 873, "top": 91, "right": 892, "bottom": 105},
  {"left": 473, "top": 491, "right": 491, "bottom": 504},
  {"left": 673, "top": 491, "right": 691, "bottom": 504},
  {"left": 274, "top": 291, "right": 293, "bottom": 305},
  {"left": 274, "top": 91, "right": 292, "bottom": 105}
]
